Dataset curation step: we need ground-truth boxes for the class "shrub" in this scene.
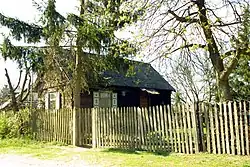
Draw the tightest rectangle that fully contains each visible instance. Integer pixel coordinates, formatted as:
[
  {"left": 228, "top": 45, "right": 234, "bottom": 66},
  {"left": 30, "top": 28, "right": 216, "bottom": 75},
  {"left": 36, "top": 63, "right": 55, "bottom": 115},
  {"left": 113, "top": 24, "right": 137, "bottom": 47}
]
[{"left": 0, "top": 109, "right": 32, "bottom": 139}]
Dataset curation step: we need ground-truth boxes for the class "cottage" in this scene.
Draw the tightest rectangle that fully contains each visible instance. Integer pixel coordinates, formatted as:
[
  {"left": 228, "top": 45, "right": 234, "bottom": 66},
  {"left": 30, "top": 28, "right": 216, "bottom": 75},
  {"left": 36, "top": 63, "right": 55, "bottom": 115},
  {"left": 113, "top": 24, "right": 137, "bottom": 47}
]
[{"left": 40, "top": 55, "right": 175, "bottom": 109}]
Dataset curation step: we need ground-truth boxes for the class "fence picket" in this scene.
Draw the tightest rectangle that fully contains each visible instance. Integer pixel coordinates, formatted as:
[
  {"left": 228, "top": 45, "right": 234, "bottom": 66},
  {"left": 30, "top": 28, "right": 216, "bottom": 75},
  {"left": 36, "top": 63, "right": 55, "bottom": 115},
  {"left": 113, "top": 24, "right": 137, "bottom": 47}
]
[
  {"left": 179, "top": 104, "right": 185, "bottom": 153},
  {"left": 138, "top": 107, "right": 144, "bottom": 150},
  {"left": 126, "top": 107, "right": 130, "bottom": 148},
  {"left": 214, "top": 104, "right": 221, "bottom": 154},
  {"left": 148, "top": 107, "right": 154, "bottom": 151},
  {"left": 144, "top": 107, "right": 151, "bottom": 151},
  {"left": 219, "top": 103, "right": 225, "bottom": 154},
  {"left": 128, "top": 107, "right": 133, "bottom": 149},
  {"left": 239, "top": 102, "right": 244, "bottom": 155},
  {"left": 204, "top": 103, "right": 210, "bottom": 153},
  {"left": 234, "top": 102, "right": 241, "bottom": 155},
  {"left": 133, "top": 107, "right": 139, "bottom": 149},
  {"left": 209, "top": 104, "right": 216, "bottom": 154},
  {"left": 186, "top": 104, "right": 193, "bottom": 154},
  {"left": 121, "top": 108, "right": 125, "bottom": 149},
  {"left": 244, "top": 101, "right": 249, "bottom": 155},
  {"left": 92, "top": 108, "right": 97, "bottom": 148},
  {"left": 156, "top": 106, "right": 163, "bottom": 151},
  {"left": 167, "top": 105, "right": 173, "bottom": 152},
  {"left": 101, "top": 108, "right": 106, "bottom": 147},
  {"left": 174, "top": 105, "right": 181, "bottom": 153},
  {"left": 159, "top": 106, "right": 166, "bottom": 151},
  {"left": 223, "top": 102, "right": 230, "bottom": 154},
  {"left": 84, "top": 108, "right": 88, "bottom": 145},
  {"left": 198, "top": 103, "right": 205, "bottom": 152},
  {"left": 228, "top": 102, "right": 235, "bottom": 155},
  {"left": 142, "top": 107, "right": 147, "bottom": 150},
  {"left": 182, "top": 104, "right": 189, "bottom": 154},
  {"left": 162, "top": 105, "right": 168, "bottom": 152},
  {"left": 117, "top": 108, "right": 122, "bottom": 148},
  {"left": 191, "top": 103, "right": 199, "bottom": 153},
  {"left": 152, "top": 106, "right": 158, "bottom": 151}
]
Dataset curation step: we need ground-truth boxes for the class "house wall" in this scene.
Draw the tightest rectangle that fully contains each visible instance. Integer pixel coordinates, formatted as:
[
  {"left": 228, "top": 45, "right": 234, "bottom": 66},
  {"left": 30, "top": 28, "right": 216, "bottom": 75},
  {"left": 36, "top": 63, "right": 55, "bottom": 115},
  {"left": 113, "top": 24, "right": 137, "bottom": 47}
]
[
  {"left": 149, "top": 90, "right": 171, "bottom": 106},
  {"left": 116, "top": 88, "right": 140, "bottom": 107},
  {"left": 80, "top": 92, "right": 93, "bottom": 108},
  {"left": 114, "top": 87, "right": 172, "bottom": 108},
  {"left": 41, "top": 86, "right": 172, "bottom": 109},
  {"left": 140, "top": 91, "right": 148, "bottom": 108}
]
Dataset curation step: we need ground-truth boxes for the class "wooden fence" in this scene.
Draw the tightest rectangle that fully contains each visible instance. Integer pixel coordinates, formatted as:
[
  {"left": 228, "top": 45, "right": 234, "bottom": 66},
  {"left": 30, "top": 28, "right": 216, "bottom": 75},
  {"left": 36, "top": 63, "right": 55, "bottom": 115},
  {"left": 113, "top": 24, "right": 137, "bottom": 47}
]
[
  {"left": 32, "top": 101, "right": 250, "bottom": 155},
  {"left": 34, "top": 109, "right": 73, "bottom": 144}
]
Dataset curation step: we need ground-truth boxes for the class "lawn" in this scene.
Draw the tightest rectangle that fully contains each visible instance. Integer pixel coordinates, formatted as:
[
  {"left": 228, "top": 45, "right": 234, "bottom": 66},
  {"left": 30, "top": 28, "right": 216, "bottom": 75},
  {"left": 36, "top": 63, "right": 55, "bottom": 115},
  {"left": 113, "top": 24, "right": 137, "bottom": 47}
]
[{"left": 0, "top": 139, "right": 250, "bottom": 167}]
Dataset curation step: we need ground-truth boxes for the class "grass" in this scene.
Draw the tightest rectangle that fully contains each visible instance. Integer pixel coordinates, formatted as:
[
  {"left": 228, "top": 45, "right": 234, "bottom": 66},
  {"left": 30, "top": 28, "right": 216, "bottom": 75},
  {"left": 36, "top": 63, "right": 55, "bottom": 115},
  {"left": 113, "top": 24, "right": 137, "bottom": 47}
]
[{"left": 1, "top": 139, "right": 250, "bottom": 167}]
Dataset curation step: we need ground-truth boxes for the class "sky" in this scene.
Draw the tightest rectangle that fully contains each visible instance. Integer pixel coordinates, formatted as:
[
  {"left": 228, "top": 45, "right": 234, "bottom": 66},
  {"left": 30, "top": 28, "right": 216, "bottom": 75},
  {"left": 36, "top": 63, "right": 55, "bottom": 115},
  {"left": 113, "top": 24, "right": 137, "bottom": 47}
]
[{"left": 0, "top": 0, "right": 79, "bottom": 88}]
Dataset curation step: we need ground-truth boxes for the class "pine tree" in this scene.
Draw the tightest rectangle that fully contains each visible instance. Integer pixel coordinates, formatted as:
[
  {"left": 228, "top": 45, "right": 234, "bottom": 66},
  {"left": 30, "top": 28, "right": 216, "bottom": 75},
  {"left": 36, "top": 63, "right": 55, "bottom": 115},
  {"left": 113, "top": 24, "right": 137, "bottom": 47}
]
[{"left": 0, "top": 0, "right": 139, "bottom": 111}]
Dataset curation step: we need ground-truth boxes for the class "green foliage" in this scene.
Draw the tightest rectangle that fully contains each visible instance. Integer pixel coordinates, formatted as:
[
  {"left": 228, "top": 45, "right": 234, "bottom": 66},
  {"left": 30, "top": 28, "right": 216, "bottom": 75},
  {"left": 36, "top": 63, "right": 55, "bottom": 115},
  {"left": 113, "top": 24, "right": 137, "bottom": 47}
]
[
  {"left": 230, "top": 7, "right": 250, "bottom": 100},
  {"left": 1, "top": 38, "right": 44, "bottom": 71},
  {"left": 0, "top": 109, "right": 32, "bottom": 139},
  {"left": 0, "top": 13, "right": 42, "bottom": 43},
  {"left": 0, "top": 85, "right": 10, "bottom": 105},
  {"left": 230, "top": 54, "right": 250, "bottom": 100},
  {"left": 0, "top": 0, "right": 139, "bottom": 94}
]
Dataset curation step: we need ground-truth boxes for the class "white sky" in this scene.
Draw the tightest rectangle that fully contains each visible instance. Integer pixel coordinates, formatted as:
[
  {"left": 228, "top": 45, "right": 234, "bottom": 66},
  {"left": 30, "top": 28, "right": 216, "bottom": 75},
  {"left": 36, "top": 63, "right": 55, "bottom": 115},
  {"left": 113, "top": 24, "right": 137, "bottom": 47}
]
[{"left": 0, "top": 0, "right": 79, "bottom": 88}]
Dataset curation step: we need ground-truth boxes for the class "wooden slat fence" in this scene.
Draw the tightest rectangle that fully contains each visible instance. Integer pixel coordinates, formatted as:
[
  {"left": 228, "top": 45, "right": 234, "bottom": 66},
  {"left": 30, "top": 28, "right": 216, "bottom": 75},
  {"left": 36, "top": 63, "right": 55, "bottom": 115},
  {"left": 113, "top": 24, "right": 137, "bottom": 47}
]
[
  {"left": 91, "top": 104, "right": 198, "bottom": 153},
  {"left": 34, "top": 109, "right": 73, "bottom": 144},
  {"left": 31, "top": 101, "right": 250, "bottom": 155},
  {"left": 198, "top": 101, "right": 250, "bottom": 155}
]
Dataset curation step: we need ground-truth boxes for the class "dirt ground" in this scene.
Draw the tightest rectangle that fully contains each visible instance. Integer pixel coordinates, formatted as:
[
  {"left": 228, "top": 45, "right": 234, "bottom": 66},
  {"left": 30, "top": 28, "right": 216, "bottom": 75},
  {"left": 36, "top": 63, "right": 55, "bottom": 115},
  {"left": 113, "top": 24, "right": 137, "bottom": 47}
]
[{"left": 0, "top": 154, "right": 97, "bottom": 167}]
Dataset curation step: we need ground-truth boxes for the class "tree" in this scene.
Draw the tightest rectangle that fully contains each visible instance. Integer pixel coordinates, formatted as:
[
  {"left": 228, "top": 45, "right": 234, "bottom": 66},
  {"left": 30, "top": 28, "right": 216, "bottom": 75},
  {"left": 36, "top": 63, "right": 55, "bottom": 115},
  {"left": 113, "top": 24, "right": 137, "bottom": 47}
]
[
  {"left": 0, "top": 85, "right": 10, "bottom": 105},
  {"left": 129, "top": 0, "right": 250, "bottom": 101},
  {"left": 166, "top": 51, "right": 216, "bottom": 103},
  {"left": 0, "top": 0, "right": 138, "bottom": 111},
  {"left": 229, "top": 7, "right": 250, "bottom": 100},
  {"left": 230, "top": 54, "right": 250, "bottom": 100}
]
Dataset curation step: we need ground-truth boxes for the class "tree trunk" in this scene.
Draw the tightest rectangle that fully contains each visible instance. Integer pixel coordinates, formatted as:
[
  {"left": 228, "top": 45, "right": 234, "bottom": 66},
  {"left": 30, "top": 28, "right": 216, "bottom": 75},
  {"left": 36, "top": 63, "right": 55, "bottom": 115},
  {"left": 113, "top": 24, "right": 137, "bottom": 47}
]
[
  {"left": 5, "top": 68, "right": 19, "bottom": 113},
  {"left": 196, "top": 0, "right": 233, "bottom": 101},
  {"left": 217, "top": 76, "right": 233, "bottom": 101},
  {"left": 73, "top": 0, "right": 85, "bottom": 109},
  {"left": 73, "top": 0, "right": 85, "bottom": 146}
]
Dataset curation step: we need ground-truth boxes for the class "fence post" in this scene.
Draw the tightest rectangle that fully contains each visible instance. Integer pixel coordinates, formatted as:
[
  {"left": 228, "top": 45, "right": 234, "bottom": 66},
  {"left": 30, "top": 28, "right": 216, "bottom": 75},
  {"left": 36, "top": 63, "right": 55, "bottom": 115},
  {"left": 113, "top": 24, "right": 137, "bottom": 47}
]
[
  {"left": 92, "top": 108, "right": 97, "bottom": 148},
  {"left": 73, "top": 108, "right": 79, "bottom": 146}
]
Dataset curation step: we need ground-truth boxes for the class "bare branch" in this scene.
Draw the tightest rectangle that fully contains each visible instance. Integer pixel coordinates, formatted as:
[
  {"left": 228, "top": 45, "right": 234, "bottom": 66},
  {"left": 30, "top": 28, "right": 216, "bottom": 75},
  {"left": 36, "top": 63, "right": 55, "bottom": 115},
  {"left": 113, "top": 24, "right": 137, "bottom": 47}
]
[
  {"left": 4, "top": 68, "right": 18, "bottom": 112},
  {"left": 149, "top": 43, "right": 206, "bottom": 63},
  {"left": 220, "top": 48, "right": 248, "bottom": 80},
  {"left": 168, "top": 10, "right": 199, "bottom": 23},
  {"left": 19, "top": 68, "right": 30, "bottom": 101},
  {"left": 13, "top": 70, "right": 22, "bottom": 91}
]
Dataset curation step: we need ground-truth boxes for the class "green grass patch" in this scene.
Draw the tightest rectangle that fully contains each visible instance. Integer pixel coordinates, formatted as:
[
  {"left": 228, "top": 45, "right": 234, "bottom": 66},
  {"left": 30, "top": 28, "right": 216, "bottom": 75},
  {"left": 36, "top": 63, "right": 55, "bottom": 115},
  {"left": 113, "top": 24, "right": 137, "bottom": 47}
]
[
  {"left": 1, "top": 139, "right": 250, "bottom": 166},
  {"left": 0, "top": 138, "right": 66, "bottom": 159}
]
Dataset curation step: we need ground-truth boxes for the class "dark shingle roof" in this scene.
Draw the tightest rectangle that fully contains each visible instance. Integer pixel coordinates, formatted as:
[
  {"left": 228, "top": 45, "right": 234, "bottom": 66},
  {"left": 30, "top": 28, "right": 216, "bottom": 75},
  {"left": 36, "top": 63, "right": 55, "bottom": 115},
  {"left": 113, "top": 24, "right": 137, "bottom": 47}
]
[
  {"left": 54, "top": 51, "right": 175, "bottom": 91},
  {"left": 101, "top": 61, "right": 175, "bottom": 91}
]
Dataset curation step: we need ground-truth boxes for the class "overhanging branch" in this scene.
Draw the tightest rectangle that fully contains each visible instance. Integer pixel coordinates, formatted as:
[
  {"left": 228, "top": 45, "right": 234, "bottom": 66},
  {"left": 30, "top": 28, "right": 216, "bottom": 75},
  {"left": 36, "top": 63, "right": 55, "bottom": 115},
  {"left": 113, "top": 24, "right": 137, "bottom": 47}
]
[{"left": 149, "top": 43, "right": 206, "bottom": 63}]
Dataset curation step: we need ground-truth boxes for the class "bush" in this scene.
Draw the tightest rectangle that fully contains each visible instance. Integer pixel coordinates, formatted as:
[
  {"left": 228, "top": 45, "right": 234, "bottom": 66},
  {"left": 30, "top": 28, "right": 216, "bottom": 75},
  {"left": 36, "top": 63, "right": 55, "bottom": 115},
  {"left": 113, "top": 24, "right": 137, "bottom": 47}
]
[{"left": 0, "top": 109, "right": 32, "bottom": 139}]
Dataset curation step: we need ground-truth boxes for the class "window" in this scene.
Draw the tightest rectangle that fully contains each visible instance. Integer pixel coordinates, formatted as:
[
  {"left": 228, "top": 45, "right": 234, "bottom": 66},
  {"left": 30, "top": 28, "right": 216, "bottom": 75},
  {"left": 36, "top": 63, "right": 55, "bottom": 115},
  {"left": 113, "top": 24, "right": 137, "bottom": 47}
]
[
  {"left": 49, "top": 92, "right": 57, "bottom": 109},
  {"left": 99, "top": 92, "right": 111, "bottom": 108},
  {"left": 45, "top": 92, "right": 61, "bottom": 110},
  {"left": 93, "top": 91, "right": 117, "bottom": 108}
]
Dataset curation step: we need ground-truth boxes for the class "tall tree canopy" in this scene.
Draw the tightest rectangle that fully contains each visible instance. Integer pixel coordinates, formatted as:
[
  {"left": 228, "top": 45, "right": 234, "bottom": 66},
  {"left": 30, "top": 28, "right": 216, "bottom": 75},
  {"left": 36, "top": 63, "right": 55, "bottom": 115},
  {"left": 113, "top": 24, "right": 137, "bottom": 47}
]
[
  {"left": 0, "top": 0, "right": 138, "bottom": 111},
  {"left": 130, "top": 0, "right": 250, "bottom": 101}
]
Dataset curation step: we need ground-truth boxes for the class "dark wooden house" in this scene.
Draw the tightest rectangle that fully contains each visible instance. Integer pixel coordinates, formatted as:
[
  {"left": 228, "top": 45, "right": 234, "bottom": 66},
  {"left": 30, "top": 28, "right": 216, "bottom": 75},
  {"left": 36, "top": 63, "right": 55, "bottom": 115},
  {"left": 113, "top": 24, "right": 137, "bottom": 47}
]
[{"left": 40, "top": 57, "right": 175, "bottom": 109}]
